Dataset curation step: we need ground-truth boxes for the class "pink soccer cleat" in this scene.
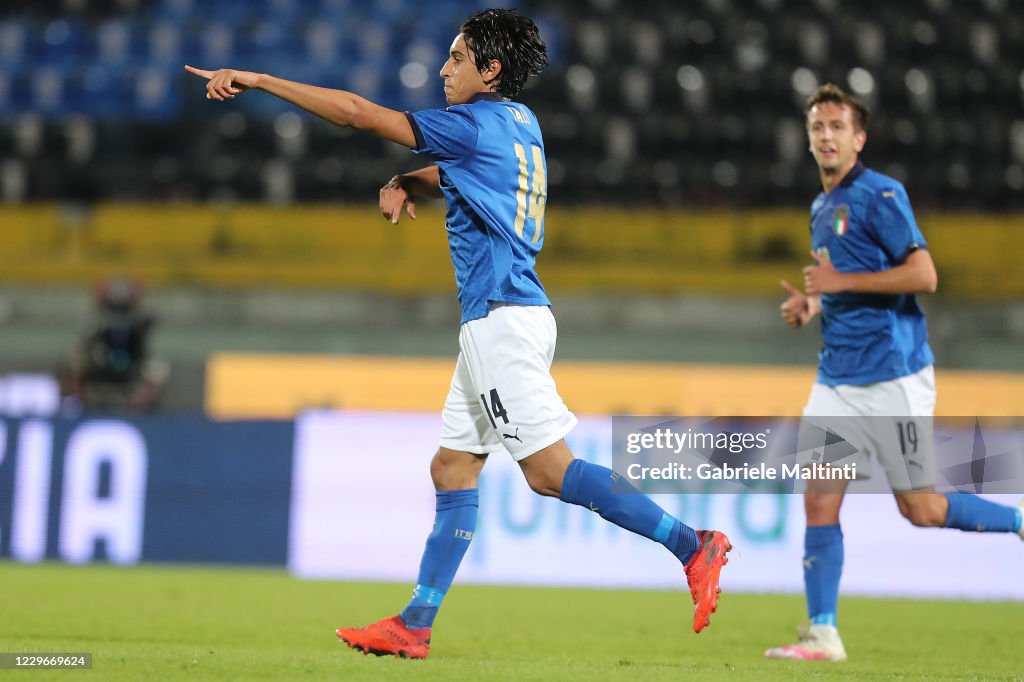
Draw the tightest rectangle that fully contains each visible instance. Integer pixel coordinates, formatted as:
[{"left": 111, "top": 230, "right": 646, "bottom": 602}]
[{"left": 765, "top": 622, "right": 848, "bottom": 661}]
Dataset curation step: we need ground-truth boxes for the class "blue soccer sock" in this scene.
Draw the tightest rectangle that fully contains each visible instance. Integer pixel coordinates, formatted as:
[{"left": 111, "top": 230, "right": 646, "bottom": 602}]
[
  {"left": 399, "top": 488, "right": 478, "bottom": 629},
  {"left": 559, "top": 459, "right": 700, "bottom": 564},
  {"left": 943, "top": 493, "right": 1021, "bottom": 533},
  {"left": 804, "top": 524, "right": 843, "bottom": 627}
]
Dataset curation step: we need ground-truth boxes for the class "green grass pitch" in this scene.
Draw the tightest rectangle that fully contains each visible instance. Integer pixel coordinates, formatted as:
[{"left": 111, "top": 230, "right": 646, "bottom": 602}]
[{"left": 3, "top": 562, "right": 1021, "bottom": 681}]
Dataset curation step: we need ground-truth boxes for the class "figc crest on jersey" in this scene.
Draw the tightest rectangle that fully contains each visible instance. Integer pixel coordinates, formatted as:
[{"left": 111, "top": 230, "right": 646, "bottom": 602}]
[{"left": 832, "top": 204, "right": 849, "bottom": 236}]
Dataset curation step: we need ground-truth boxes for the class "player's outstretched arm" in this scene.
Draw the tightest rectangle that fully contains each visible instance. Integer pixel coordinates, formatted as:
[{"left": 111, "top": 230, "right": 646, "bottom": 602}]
[
  {"left": 184, "top": 66, "right": 416, "bottom": 148},
  {"left": 380, "top": 167, "right": 442, "bottom": 225},
  {"left": 803, "top": 249, "right": 937, "bottom": 295}
]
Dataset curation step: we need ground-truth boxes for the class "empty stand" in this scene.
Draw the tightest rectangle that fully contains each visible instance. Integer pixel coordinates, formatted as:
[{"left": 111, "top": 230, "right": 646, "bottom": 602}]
[{"left": 0, "top": 0, "right": 1021, "bottom": 208}]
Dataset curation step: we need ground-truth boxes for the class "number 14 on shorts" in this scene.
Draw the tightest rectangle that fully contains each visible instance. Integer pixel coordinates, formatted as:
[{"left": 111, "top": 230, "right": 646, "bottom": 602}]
[{"left": 480, "top": 388, "right": 508, "bottom": 428}]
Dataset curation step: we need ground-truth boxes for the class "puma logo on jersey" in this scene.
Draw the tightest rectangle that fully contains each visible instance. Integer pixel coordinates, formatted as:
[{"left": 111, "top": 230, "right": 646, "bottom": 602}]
[{"left": 503, "top": 428, "right": 522, "bottom": 443}]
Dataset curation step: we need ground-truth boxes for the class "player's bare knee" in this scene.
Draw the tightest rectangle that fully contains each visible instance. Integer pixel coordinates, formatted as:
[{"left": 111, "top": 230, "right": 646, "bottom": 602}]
[
  {"left": 519, "top": 453, "right": 563, "bottom": 496},
  {"left": 804, "top": 493, "right": 843, "bottom": 525},
  {"left": 429, "top": 450, "right": 448, "bottom": 489},
  {"left": 523, "top": 469, "right": 560, "bottom": 497},
  {"left": 899, "top": 505, "right": 934, "bottom": 527},
  {"left": 897, "top": 495, "right": 945, "bottom": 527},
  {"left": 518, "top": 445, "right": 573, "bottom": 498},
  {"left": 431, "top": 448, "right": 485, "bottom": 490}
]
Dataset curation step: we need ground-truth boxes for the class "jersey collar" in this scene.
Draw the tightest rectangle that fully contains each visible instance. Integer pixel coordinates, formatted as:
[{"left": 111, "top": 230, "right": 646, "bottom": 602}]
[
  {"left": 838, "top": 161, "right": 865, "bottom": 188},
  {"left": 466, "top": 92, "right": 505, "bottom": 103}
]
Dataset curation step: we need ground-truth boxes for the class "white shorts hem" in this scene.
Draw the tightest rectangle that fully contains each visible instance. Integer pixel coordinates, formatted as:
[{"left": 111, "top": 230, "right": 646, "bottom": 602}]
[
  {"left": 437, "top": 438, "right": 505, "bottom": 457},
  {"left": 509, "top": 414, "right": 578, "bottom": 462}
]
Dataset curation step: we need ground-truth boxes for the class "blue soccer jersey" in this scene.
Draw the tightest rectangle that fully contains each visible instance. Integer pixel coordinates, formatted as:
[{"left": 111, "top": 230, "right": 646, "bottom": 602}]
[
  {"left": 407, "top": 93, "right": 551, "bottom": 323},
  {"left": 809, "top": 162, "right": 934, "bottom": 386}
]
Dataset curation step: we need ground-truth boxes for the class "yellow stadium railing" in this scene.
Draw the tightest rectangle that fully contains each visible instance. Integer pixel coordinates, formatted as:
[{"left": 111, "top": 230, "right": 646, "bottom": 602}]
[{"left": 2, "top": 204, "right": 1020, "bottom": 297}]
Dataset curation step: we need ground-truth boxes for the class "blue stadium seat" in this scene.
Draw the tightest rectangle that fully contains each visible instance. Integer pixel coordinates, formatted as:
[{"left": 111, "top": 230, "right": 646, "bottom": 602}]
[
  {"left": 365, "top": 0, "right": 411, "bottom": 24},
  {"left": 353, "top": 19, "right": 393, "bottom": 68},
  {"left": 154, "top": 0, "right": 195, "bottom": 21},
  {"left": 30, "top": 66, "right": 68, "bottom": 115},
  {"left": 147, "top": 21, "right": 185, "bottom": 66},
  {"left": 132, "top": 66, "right": 180, "bottom": 121},
  {"left": 38, "top": 18, "right": 88, "bottom": 68},
  {"left": 75, "top": 63, "right": 128, "bottom": 118},
  {"left": 305, "top": 20, "right": 343, "bottom": 66},
  {"left": 197, "top": 22, "right": 237, "bottom": 65},
  {"left": 94, "top": 18, "right": 134, "bottom": 66},
  {"left": 0, "top": 67, "right": 15, "bottom": 115},
  {"left": 0, "top": 18, "right": 32, "bottom": 67},
  {"left": 265, "top": 0, "right": 300, "bottom": 16},
  {"left": 242, "top": 19, "right": 297, "bottom": 61}
]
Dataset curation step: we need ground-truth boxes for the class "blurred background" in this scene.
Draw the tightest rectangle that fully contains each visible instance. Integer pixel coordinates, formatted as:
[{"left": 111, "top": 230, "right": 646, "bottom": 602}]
[
  {"left": 0, "top": 0, "right": 1022, "bottom": 592},
  {"left": 0, "top": 0, "right": 1022, "bottom": 416}
]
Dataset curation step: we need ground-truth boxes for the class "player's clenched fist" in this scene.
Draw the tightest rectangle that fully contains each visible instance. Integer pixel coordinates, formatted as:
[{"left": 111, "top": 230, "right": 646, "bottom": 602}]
[{"left": 184, "top": 65, "right": 261, "bottom": 101}]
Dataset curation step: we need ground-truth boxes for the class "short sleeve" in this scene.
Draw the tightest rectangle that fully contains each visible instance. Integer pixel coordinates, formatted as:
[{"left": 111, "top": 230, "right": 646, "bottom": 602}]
[
  {"left": 866, "top": 184, "right": 928, "bottom": 263},
  {"left": 408, "top": 106, "right": 479, "bottom": 162}
]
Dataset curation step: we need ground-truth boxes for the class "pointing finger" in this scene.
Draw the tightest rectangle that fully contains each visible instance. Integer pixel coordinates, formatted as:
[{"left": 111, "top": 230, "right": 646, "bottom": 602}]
[
  {"left": 780, "top": 279, "right": 802, "bottom": 296},
  {"left": 184, "top": 65, "right": 213, "bottom": 79}
]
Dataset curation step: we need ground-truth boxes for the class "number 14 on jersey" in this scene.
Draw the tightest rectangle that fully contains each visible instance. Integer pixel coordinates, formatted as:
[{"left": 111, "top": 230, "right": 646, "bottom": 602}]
[{"left": 514, "top": 142, "right": 546, "bottom": 243}]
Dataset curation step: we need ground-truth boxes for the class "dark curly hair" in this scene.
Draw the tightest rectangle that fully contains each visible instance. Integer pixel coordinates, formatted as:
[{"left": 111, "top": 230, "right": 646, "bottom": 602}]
[{"left": 460, "top": 8, "right": 548, "bottom": 99}]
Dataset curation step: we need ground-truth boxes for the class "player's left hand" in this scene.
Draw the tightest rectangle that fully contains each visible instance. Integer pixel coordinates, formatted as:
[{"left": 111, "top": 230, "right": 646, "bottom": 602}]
[
  {"left": 379, "top": 175, "right": 417, "bottom": 225},
  {"left": 803, "top": 251, "right": 845, "bottom": 294},
  {"left": 780, "top": 280, "right": 811, "bottom": 327},
  {"left": 184, "top": 65, "right": 260, "bottom": 101}
]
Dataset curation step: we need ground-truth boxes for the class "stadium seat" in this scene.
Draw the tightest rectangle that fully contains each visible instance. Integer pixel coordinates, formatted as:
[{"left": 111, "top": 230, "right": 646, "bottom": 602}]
[
  {"left": 75, "top": 64, "right": 126, "bottom": 118},
  {"left": 132, "top": 66, "right": 179, "bottom": 121},
  {"left": 0, "top": 67, "right": 15, "bottom": 116},
  {"left": 0, "top": 18, "right": 32, "bottom": 66},
  {"left": 94, "top": 18, "right": 133, "bottom": 66},
  {"left": 38, "top": 18, "right": 88, "bottom": 68},
  {"left": 30, "top": 66, "right": 67, "bottom": 115},
  {"left": 147, "top": 21, "right": 184, "bottom": 65}
]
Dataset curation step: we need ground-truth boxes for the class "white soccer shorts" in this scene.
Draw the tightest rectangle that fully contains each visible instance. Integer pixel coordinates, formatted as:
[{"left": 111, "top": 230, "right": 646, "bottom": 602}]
[
  {"left": 440, "top": 303, "right": 577, "bottom": 461},
  {"left": 799, "top": 365, "right": 936, "bottom": 491}
]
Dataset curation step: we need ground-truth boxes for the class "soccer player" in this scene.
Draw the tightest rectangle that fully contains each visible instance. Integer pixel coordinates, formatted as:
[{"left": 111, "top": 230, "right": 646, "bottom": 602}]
[
  {"left": 185, "top": 8, "right": 731, "bottom": 660},
  {"left": 766, "top": 83, "right": 1024, "bottom": 662}
]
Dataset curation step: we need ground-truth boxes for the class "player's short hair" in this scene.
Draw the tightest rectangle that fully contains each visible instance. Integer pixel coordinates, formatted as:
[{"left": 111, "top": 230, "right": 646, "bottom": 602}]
[
  {"left": 805, "top": 83, "right": 870, "bottom": 131},
  {"left": 460, "top": 8, "right": 548, "bottom": 99}
]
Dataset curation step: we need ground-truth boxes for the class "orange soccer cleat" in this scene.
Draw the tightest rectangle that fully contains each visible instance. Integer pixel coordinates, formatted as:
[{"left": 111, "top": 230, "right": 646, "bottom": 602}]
[
  {"left": 336, "top": 615, "right": 431, "bottom": 659},
  {"left": 684, "top": 530, "right": 732, "bottom": 633}
]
